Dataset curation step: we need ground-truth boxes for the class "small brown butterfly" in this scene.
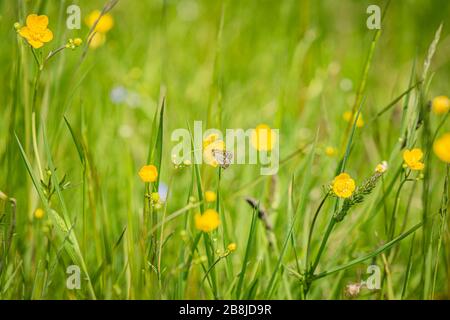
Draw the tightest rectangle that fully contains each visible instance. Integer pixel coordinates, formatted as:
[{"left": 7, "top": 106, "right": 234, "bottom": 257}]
[{"left": 211, "top": 149, "right": 233, "bottom": 169}]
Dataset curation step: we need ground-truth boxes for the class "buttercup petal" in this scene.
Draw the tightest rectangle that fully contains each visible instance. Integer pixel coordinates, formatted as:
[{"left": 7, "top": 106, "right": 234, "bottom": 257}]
[
  {"left": 18, "top": 26, "right": 32, "bottom": 40},
  {"left": 86, "top": 10, "right": 114, "bottom": 33},
  {"left": 40, "top": 29, "right": 53, "bottom": 42},
  {"left": 26, "top": 14, "right": 38, "bottom": 27},
  {"left": 27, "top": 14, "right": 49, "bottom": 30},
  {"left": 88, "top": 32, "right": 106, "bottom": 49},
  {"left": 28, "top": 39, "right": 44, "bottom": 49},
  {"left": 410, "top": 148, "right": 423, "bottom": 160}
]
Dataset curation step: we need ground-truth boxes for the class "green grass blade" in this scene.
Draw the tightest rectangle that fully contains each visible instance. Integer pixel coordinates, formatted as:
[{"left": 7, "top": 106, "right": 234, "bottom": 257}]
[
  {"left": 313, "top": 222, "right": 422, "bottom": 280},
  {"left": 236, "top": 208, "right": 258, "bottom": 299}
]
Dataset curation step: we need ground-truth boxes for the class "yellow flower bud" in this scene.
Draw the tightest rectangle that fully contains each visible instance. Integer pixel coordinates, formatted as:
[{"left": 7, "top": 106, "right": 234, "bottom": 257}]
[
  {"left": 195, "top": 209, "right": 220, "bottom": 232},
  {"left": 151, "top": 192, "right": 160, "bottom": 203},
  {"left": 34, "top": 208, "right": 45, "bottom": 219},
  {"left": 73, "top": 38, "right": 83, "bottom": 46},
  {"left": 432, "top": 96, "right": 450, "bottom": 115},
  {"left": 204, "top": 190, "right": 217, "bottom": 203},
  {"left": 227, "top": 243, "right": 237, "bottom": 252},
  {"left": 325, "top": 146, "right": 337, "bottom": 157}
]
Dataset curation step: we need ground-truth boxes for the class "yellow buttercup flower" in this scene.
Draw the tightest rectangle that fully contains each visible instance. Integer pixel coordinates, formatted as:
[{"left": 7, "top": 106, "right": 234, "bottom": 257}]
[
  {"left": 195, "top": 209, "right": 220, "bottom": 232},
  {"left": 88, "top": 32, "right": 106, "bottom": 48},
  {"left": 203, "top": 133, "right": 220, "bottom": 149},
  {"left": 18, "top": 14, "right": 53, "bottom": 49},
  {"left": 343, "top": 111, "right": 364, "bottom": 128},
  {"left": 432, "top": 96, "right": 450, "bottom": 115},
  {"left": 403, "top": 148, "right": 425, "bottom": 171},
  {"left": 332, "top": 173, "right": 356, "bottom": 198},
  {"left": 203, "top": 134, "right": 225, "bottom": 167},
  {"left": 433, "top": 133, "right": 450, "bottom": 163},
  {"left": 205, "top": 190, "right": 217, "bottom": 202},
  {"left": 227, "top": 243, "right": 237, "bottom": 252},
  {"left": 251, "top": 124, "right": 276, "bottom": 151},
  {"left": 138, "top": 165, "right": 158, "bottom": 182},
  {"left": 325, "top": 146, "right": 337, "bottom": 157},
  {"left": 34, "top": 208, "right": 45, "bottom": 219},
  {"left": 85, "top": 10, "right": 114, "bottom": 33}
]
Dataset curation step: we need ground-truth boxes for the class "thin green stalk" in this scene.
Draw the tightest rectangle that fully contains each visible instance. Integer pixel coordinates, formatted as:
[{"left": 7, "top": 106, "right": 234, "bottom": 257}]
[
  {"left": 305, "top": 192, "right": 330, "bottom": 269},
  {"left": 236, "top": 209, "right": 258, "bottom": 299},
  {"left": 387, "top": 171, "right": 410, "bottom": 240},
  {"left": 431, "top": 165, "right": 449, "bottom": 298},
  {"left": 309, "top": 216, "right": 336, "bottom": 275},
  {"left": 401, "top": 233, "right": 416, "bottom": 299},
  {"left": 312, "top": 222, "right": 422, "bottom": 281},
  {"left": 31, "top": 112, "right": 43, "bottom": 180}
]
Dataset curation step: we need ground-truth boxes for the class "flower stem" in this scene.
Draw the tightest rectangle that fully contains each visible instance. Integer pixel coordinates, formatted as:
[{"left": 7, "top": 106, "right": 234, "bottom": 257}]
[{"left": 310, "top": 215, "right": 336, "bottom": 274}]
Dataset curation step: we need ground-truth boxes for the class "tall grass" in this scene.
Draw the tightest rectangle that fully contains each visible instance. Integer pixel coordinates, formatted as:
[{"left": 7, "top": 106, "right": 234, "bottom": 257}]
[{"left": 0, "top": 0, "right": 449, "bottom": 300}]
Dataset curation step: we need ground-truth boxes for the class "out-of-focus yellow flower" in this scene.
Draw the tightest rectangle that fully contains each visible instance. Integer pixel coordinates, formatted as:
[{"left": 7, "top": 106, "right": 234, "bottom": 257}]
[
  {"left": 332, "top": 173, "right": 356, "bottom": 198},
  {"left": 325, "top": 146, "right": 337, "bottom": 157},
  {"left": 251, "top": 124, "right": 276, "bottom": 151},
  {"left": 85, "top": 10, "right": 114, "bottom": 33},
  {"left": 205, "top": 190, "right": 217, "bottom": 202},
  {"left": 343, "top": 111, "right": 364, "bottom": 128},
  {"left": 138, "top": 165, "right": 158, "bottom": 182},
  {"left": 195, "top": 209, "right": 220, "bottom": 232},
  {"left": 203, "top": 134, "right": 225, "bottom": 167},
  {"left": 403, "top": 148, "right": 425, "bottom": 171},
  {"left": 375, "top": 161, "right": 388, "bottom": 173},
  {"left": 433, "top": 133, "right": 450, "bottom": 163},
  {"left": 203, "top": 133, "right": 220, "bottom": 149},
  {"left": 88, "top": 32, "right": 106, "bottom": 48},
  {"left": 432, "top": 96, "right": 450, "bottom": 115},
  {"left": 227, "top": 243, "right": 237, "bottom": 252},
  {"left": 18, "top": 14, "right": 53, "bottom": 49},
  {"left": 34, "top": 208, "right": 45, "bottom": 219}
]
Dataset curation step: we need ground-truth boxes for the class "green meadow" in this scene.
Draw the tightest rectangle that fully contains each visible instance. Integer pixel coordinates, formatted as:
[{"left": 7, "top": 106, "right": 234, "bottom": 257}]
[{"left": 0, "top": 0, "right": 449, "bottom": 299}]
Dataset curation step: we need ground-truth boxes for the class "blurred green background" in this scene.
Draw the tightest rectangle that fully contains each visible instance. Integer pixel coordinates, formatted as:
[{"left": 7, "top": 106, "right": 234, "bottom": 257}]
[{"left": 0, "top": 0, "right": 449, "bottom": 299}]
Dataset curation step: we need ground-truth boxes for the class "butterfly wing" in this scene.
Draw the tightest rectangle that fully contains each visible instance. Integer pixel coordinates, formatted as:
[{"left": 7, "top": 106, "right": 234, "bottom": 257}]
[{"left": 212, "top": 149, "right": 233, "bottom": 169}]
